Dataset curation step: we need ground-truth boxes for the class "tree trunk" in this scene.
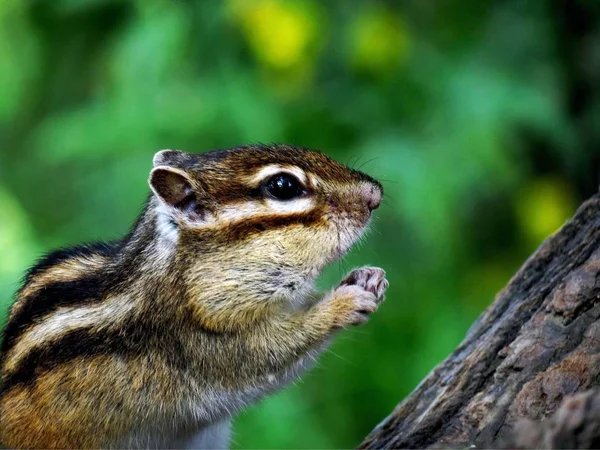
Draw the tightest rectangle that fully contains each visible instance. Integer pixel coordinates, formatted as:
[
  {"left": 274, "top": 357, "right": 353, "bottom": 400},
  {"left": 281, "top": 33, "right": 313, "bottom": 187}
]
[{"left": 359, "top": 192, "right": 600, "bottom": 449}]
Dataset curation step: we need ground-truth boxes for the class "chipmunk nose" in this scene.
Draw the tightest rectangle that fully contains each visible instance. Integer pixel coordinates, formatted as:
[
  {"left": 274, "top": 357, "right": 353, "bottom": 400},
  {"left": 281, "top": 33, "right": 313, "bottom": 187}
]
[{"left": 364, "top": 182, "right": 383, "bottom": 211}]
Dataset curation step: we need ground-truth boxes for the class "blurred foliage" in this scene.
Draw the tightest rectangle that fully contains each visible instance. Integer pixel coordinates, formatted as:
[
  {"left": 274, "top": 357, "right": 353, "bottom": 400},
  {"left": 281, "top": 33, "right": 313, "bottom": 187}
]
[{"left": 0, "top": 0, "right": 599, "bottom": 448}]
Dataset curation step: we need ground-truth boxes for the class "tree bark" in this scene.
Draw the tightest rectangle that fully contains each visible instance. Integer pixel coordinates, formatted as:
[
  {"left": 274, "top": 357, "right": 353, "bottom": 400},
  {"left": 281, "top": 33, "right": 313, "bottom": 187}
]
[
  {"left": 506, "top": 388, "right": 600, "bottom": 449},
  {"left": 359, "top": 192, "right": 600, "bottom": 449}
]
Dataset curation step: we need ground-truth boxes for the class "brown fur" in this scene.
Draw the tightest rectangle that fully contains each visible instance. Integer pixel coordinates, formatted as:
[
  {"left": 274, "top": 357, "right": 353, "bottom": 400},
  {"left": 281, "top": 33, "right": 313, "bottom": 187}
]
[{"left": 0, "top": 144, "right": 388, "bottom": 449}]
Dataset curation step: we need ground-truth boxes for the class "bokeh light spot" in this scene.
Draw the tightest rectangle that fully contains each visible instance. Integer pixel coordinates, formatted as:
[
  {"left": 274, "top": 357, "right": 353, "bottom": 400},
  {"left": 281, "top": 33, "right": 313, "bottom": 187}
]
[
  {"left": 231, "top": 0, "right": 318, "bottom": 71},
  {"left": 350, "top": 6, "right": 410, "bottom": 75},
  {"left": 516, "top": 177, "right": 577, "bottom": 247}
]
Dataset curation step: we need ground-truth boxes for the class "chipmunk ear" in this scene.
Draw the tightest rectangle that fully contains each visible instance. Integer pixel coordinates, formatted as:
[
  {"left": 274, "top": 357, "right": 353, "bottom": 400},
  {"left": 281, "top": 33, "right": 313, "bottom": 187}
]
[
  {"left": 153, "top": 149, "right": 184, "bottom": 167},
  {"left": 149, "top": 166, "right": 200, "bottom": 219},
  {"left": 149, "top": 150, "right": 211, "bottom": 225}
]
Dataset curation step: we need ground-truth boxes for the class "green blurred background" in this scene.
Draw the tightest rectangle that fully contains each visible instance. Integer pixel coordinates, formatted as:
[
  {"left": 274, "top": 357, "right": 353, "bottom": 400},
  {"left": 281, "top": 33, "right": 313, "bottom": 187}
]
[{"left": 1, "top": 0, "right": 599, "bottom": 448}]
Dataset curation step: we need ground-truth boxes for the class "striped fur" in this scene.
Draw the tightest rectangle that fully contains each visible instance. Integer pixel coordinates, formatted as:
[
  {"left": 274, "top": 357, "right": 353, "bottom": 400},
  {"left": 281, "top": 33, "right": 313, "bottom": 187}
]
[{"left": 0, "top": 144, "right": 387, "bottom": 449}]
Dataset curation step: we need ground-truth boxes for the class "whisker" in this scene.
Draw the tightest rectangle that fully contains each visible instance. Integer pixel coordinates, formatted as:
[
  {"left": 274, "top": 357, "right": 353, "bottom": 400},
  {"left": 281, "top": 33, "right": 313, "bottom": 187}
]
[
  {"left": 357, "top": 157, "right": 383, "bottom": 171},
  {"left": 346, "top": 155, "right": 357, "bottom": 169},
  {"left": 350, "top": 155, "right": 364, "bottom": 170},
  {"left": 323, "top": 347, "right": 354, "bottom": 365}
]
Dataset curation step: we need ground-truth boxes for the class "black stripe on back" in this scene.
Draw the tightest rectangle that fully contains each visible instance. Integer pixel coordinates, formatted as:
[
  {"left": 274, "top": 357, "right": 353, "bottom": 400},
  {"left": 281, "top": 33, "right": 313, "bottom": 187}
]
[
  {"left": 1, "top": 242, "right": 123, "bottom": 357},
  {"left": 22, "top": 242, "right": 118, "bottom": 287},
  {"left": 0, "top": 321, "right": 189, "bottom": 394},
  {"left": 0, "top": 275, "right": 105, "bottom": 356},
  {"left": 0, "top": 327, "right": 128, "bottom": 393}
]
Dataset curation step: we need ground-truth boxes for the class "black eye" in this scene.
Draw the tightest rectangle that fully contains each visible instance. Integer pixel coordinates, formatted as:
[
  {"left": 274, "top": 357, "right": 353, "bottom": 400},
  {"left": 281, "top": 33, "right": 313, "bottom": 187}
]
[{"left": 263, "top": 173, "right": 305, "bottom": 200}]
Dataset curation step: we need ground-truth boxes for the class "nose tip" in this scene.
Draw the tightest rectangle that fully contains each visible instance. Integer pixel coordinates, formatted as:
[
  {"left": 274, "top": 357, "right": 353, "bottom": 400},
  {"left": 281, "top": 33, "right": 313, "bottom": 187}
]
[{"left": 365, "top": 182, "right": 382, "bottom": 211}]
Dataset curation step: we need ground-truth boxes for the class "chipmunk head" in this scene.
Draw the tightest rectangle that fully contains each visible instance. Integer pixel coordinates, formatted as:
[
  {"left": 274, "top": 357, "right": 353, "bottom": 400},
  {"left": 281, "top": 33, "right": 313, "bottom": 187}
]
[{"left": 148, "top": 145, "right": 382, "bottom": 307}]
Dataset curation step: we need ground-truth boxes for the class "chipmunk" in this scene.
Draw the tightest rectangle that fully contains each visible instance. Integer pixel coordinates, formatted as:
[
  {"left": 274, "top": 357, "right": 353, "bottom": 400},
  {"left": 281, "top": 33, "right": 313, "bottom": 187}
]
[{"left": 0, "top": 144, "right": 388, "bottom": 449}]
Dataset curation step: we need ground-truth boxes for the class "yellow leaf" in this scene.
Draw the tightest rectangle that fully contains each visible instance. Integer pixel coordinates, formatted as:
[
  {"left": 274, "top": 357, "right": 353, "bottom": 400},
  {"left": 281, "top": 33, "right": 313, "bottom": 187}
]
[
  {"left": 229, "top": 0, "right": 319, "bottom": 70},
  {"left": 516, "top": 177, "right": 576, "bottom": 246}
]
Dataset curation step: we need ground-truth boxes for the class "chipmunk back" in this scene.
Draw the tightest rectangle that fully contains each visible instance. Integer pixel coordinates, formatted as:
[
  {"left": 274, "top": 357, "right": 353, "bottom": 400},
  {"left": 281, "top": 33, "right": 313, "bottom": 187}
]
[{"left": 0, "top": 144, "right": 388, "bottom": 449}]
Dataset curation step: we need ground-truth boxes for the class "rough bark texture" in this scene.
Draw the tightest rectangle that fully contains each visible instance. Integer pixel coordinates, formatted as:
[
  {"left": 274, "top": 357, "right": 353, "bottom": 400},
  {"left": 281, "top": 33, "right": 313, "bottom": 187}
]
[
  {"left": 360, "top": 193, "right": 600, "bottom": 449},
  {"left": 506, "top": 389, "right": 600, "bottom": 449}
]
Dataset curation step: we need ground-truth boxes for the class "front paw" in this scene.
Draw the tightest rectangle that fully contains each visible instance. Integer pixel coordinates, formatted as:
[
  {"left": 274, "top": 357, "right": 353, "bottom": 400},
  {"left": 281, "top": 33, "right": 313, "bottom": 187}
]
[
  {"left": 325, "top": 267, "right": 389, "bottom": 328},
  {"left": 339, "top": 266, "right": 388, "bottom": 302}
]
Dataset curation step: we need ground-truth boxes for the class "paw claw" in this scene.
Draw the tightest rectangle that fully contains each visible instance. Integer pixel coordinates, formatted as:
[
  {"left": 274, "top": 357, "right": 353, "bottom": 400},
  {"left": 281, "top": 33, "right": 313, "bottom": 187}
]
[
  {"left": 339, "top": 266, "right": 388, "bottom": 301},
  {"left": 328, "top": 266, "right": 389, "bottom": 328}
]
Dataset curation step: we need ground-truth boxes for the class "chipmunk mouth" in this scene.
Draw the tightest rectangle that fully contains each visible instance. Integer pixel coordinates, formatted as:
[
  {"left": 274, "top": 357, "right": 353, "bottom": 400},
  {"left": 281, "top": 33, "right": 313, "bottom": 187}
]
[
  {"left": 328, "top": 215, "right": 371, "bottom": 263},
  {"left": 324, "top": 181, "right": 380, "bottom": 262}
]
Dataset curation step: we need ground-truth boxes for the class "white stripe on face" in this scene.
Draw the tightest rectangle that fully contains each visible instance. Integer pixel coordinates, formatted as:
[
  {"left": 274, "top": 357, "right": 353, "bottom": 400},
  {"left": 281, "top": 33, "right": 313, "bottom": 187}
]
[
  {"left": 249, "top": 165, "right": 308, "bottom": 187},
  {"left": 217, "top": 198, "right": 315, "bottom": 223},
  {"left": 153, "top": 164, "right": 319, "bottom": 232},
  {"left": 215, "top": 164, "right": 315, "bottom": 222}
]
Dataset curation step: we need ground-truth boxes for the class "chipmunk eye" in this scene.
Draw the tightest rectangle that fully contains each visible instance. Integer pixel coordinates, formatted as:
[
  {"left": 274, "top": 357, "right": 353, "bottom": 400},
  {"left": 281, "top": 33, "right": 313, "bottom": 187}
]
[{"left": 263, "top": 173, "right": 305, "bottom": 200}]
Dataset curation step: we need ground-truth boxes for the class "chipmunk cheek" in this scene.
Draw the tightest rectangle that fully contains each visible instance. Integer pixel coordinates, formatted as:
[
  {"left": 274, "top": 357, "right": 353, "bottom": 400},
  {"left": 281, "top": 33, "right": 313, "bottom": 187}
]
[
  {"left": 294, "top": 231, "right": 339, "bottom": 269},
  {"left": 269, "top": 227, "right": 328, "bottom": 268}
]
